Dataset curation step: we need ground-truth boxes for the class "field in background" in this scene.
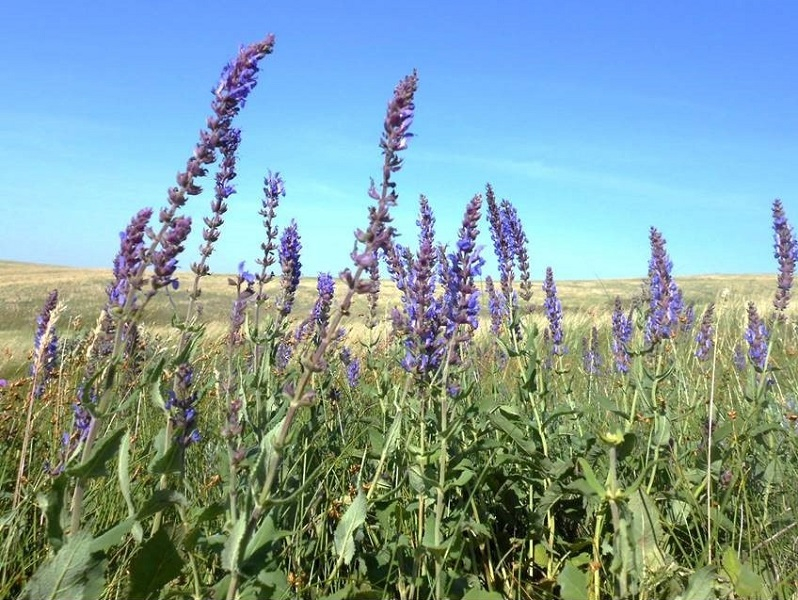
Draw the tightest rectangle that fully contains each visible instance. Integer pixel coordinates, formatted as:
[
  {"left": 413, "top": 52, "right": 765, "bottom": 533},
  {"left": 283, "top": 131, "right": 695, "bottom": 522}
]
[{"left": 0, "top": 259, "right": 776, "bottom": 377}]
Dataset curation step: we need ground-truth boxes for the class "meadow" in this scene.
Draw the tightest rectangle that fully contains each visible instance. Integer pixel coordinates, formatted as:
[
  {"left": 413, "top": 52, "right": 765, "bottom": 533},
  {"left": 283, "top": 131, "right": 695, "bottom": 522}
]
[{"left": 2, "top": 34, "right": 798, "bottom": 600}]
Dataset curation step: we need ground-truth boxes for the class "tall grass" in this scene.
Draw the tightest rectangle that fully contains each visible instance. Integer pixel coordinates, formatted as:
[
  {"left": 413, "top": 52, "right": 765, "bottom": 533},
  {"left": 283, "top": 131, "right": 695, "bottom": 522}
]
[{"left": 1, "top": 33, "right": 797, "bottom": 600}]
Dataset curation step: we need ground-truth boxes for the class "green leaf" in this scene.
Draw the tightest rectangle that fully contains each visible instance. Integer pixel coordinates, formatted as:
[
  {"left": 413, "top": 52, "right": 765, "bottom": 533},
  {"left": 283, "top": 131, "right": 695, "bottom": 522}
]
[
  {"left": 557, "top": 560, "right": 589, "bottom": 600},
  {"left": 244, "top": 513, "right": 291, "bottom": 561},
  {"left": 36, "top": 473, "right": 68, "bottom": 550},
  {"left": 21, "top": 531, "right": 106, "bottom": 600},
  {"left": 462, "top": 588, "right": 504, "bottom": 599},
  {"left": 116, "top": 430, "right": 141, "bottom": 543},
  {"left": 628, "top": 488, "right": 671, "bottom": 572},
  {"left": 136, "top": 489, "right": 187, "bottom": 521},
  {"left": 652, "top": 414, "right": 671, "bottom": 447},
  {"left": 334, "top": 491, "right": 368, "bottom": 566},
  {"left": 90, "top": 518, "right": 136, "bottom": 553},
  {"left": 127, "top": 527, "right": 185, "bottom": 600},
  {"left": 675, "top": 566, "right": 716, "bottom": 600},
  {"left": 576, "top": 458, "right": 606, "bottom": 498},
  {"left": 722, "top": 547, "right": 764, "bottom": 597},
  {"left": 488, "top": 411, "right": 536, "bottom": 455},
  {"left": 147, "top": 427, "right": 182, "bottom": 476},
  {"left": 66, "top": 427, "right": 126, "bottom": 480},
  {"left": 222, "top": 515, "right": 247, "bottom": 572}
]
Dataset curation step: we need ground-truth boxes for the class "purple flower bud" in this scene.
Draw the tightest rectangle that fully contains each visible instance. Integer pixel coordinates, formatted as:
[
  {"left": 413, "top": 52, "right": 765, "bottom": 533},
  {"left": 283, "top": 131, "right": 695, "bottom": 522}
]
[
  {"left": 744, "top": 302, "right": 769, "bottom": 371},
  {"left": 645, "top": 228, "right": 684, "bottom": 344},
  {"left": 582, "top": 326, "right": 602, "bottom": 375},
  {"left": 167, "top": 363, "right": 200, "bottom": 447},
  {"left": 694, "top": 303, "right": 715, "bottom": 361},
  {"left": 277, "top": 221, "right": 302, "bottom": 317},
  {"left": 612, "top": 296, "right": 632, "bottom": 374},
  {"left": 543, "top": 267, "right": 566, "bottom": 357},
  {"left": 773, "top": 199, "right": 797, "bottom": 315},
  {"left": 31, "top": 290, "right": 59, "bottom": 398},
  {"left": 151, "top": 216, "right": 192, "bottom": 290}
]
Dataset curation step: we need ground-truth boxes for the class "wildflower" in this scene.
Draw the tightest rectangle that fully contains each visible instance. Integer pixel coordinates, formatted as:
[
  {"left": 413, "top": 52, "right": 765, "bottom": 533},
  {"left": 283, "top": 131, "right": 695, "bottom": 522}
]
[
  {"left": 254, "top": 170, "right": 284, "bottom": 289},
  {"left": 190, "top": 125, "right": 241, "bottom": 282},
  {"left": 381, "top": 70, "right": 418, "bottom": 171},
  {"left": 694, "top": 303, "right": 715, "bottom": 361},
  {"left": 275, "top": 340, "right": 293, "bottom": 370},
  {"left": 446, "top": 195, "right": 484, "bottom": 328},
  {"left": 681, "top": 303, "right": 695, "bottom": 333},
  {"left": 311, "top": 273, "right": 335, "bottom": 336},
  {"left": 108, "top": 209, "right": 152, "bottom": 310},
  {"left": 612, "top": 296, "right": 632, "bottom": 374},
  {"left": 340, "top": 347, "right": 361, "bottom": 387},
  {"left": 485, "top": 184, "right": 514, "bottom": 302},
  {"left": 501, "top": 199, "right": 532, "bottom": 302},
  {"left": 31, "top": 290, "right": 59, "bottom": 398},
  {"left": 166, "top": 363, "right": 200, "bottom": 447},
  {"left": 772, "top": 199, "right": 797, "bottom": 315},
  {"left": 343, "top": 71, "right": 418, "bottom": 299},
  {"left": 398, "top": 197, "right": 446, "bottom": 375},
  {"left": 732, "top": 343, "right": 746, "bottom": 371},
  {"left": 744, "top": 302, "right": 769, "bottom": 371},
  {"left": 645, "top": 227, "right": 684, "bottom": 344},
  {"left": 485, "top": 276, "right": 505, "bottom": 334},
  {"left": 277, "top": 221, "right": 302, "bottom": 317},
  {"left": 582, "top": 326, "right": 602, "bottom": 375},
  {"left": 543, "top": 267, "right": 566, "bottom": 357},
  {"left": 151, "top": 215, "right": 192, "bottom": 290},
  {"left": 0, "top": 379, "right": 7, "bottom": 388}
]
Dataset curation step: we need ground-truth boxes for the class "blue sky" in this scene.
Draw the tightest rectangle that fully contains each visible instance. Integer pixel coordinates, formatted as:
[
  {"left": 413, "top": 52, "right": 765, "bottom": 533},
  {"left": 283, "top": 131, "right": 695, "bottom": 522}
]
[{"left": 2, "top": 1, "right": 797, "bottom": 282}]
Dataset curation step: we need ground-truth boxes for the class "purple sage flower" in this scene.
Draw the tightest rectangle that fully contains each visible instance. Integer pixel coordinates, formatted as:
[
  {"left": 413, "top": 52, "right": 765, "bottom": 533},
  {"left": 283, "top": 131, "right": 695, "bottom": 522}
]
[
  {"left": 744, "top": 302, "right": 769, "bottom": 371},
  {"left": 151, "top": 215, "right": 192, "bottom": 291},
  {"left": 695, "top": 303, "right": 715, "bottom": 361},
  {"left": 340, "top": 346, "right": 361, "bottom": 387},
  {"left": 645, "top": 227, "right": 684, "bottom": 344},
  {"left": 166, "top": 363, "right": 200, "bottom": 447},
  {"left": 444, "top": 195, "right": 485, "bottom": 364},
  {"left": 277, "top": 221, "right": 302, "bottom": 317},
  {"left": 732, "top": 343, "right": 746, "bottom": 372},
  {"left": 31, "top": 290, "right": 59, "bottom": 398},
  {"left": 485, "top": 276, "right": 505, "bottom": 335},
  {"left": 543, "top": 267, "right": 566, "bottom": 357},
  {"left": 582, "top": 326, "right": 602, "bottom": 375},
  {"left": 108, "top": 209, "right": 152, "bottom": 311},
  {"left": 612, "top": 296, "right": 633, "bottom": 374},
  {"left": 773, "top": 199, "right": 797, "bottom": 315},
  {"left": 256, "top": 171, "right": 285, "bottom": 291}
]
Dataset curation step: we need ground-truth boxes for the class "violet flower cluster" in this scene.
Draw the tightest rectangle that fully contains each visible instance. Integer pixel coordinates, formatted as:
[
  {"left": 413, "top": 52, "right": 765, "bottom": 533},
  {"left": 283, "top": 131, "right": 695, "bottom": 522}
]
[
  {"left": 484, "top": 184, "right": 533, "bottom": 331},
  {"left": 645, "top": 227, "right": 684, "bottom": 345},
  {"left": 107, "top": 37, "right": 275, "bottom": 321},
  {"left": 295, "top": 273, "right": 336, "bottom": 343},
  {"left": 341, "top": 71, "right": 418, "bottom": 308},
  {"left": 611, "top": 296, "right": 633, "bottom": 374},
  {"left": 582, "top": 326, "right": 602, "bottom": 375},
  {"left": 277, "top": 221, "right": 302, "bottom": 318},
  {"left": 542, "top": 267, "right": 566, "bottom": 357},
  {"left": 340, "top": 346, "right": 361, "bottom": 387},
  {"left": 772, "top": 199, "right": 797, "bottom": 315},
  {"left": 229, "top": 262, "right": 256, "bottom": 346},
  {"left": 256, "top": 171, "right": 285, "bottom": 297},
  {"left": 694, "top": 303, "right": 715, "bottom": 361},
  {"left": 31, "top": 290, "right": 59, "bottom": 399},
  {"left": 744, "top": 302, "right": 769, "bottom": 371},
  {"left": 107, "top": 209, "right": 152, "bottom": 312},
  {"left": 166, "top": 363, "right": 200, "bottom": 447},
  {"left": 387, "top": 194, "right": 484, "bottom": 384},
  {"left": 388, "top": 196, "right": 446, "bottom": 377}
]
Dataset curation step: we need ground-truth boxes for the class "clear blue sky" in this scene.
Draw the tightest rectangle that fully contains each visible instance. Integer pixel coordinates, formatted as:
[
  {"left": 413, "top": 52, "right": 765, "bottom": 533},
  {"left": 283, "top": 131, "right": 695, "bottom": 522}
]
[{"left": 2, "top": 1, "right": 797, "bottom": 282}]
